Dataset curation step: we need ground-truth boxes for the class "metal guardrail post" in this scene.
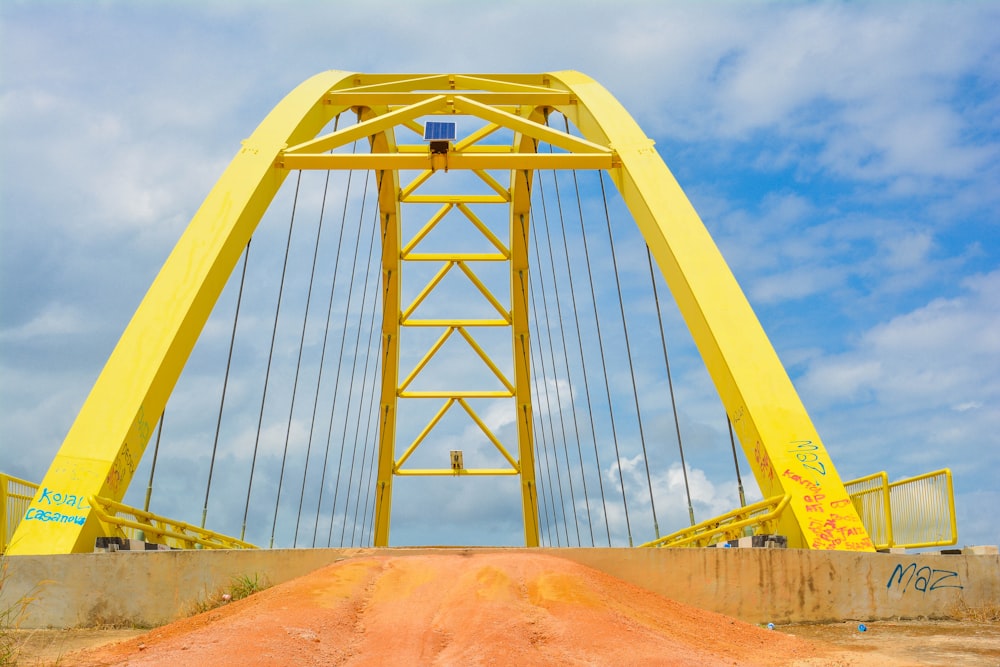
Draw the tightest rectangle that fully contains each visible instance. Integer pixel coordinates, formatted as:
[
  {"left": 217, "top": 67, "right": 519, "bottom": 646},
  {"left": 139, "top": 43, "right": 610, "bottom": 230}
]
[{"left": 1, "top": 473, "right": 40, "bottom": 554}]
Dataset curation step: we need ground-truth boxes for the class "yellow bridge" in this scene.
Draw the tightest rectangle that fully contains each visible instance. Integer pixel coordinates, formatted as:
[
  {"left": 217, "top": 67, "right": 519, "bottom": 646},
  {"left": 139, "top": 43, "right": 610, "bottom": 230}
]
[{"left": 5, "top": 72, "right": 956, "bottom": 555}]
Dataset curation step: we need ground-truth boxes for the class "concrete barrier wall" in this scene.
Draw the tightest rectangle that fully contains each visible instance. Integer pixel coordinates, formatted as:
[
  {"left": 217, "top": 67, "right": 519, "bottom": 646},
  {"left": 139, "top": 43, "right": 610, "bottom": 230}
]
[{"left": 2, "top": 547, "right": 997, "bottom": 629}]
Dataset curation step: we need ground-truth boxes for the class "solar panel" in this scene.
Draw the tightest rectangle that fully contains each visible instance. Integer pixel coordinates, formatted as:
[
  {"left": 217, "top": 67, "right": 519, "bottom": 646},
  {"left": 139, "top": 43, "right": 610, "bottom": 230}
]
[{"left": 423, "top": 121, "right": 457, "bottom": 142}]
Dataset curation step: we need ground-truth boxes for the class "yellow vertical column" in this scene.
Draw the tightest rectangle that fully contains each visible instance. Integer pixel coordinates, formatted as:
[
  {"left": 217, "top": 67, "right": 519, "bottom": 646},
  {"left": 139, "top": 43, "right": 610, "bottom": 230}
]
[
  {"left": 371, "top": 116, "right": 403, "bottom": 546},
  {"left": 511, "top": 116, "right": 544, "bottom": 546},
  {"left": 511, "top": 177, "right": 539, "bottom": 547}
]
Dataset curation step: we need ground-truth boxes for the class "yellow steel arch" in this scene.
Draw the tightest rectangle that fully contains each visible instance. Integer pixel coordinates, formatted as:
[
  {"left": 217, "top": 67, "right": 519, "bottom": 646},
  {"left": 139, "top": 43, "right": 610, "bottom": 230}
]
[{"left": 9, "top": 71, "right": 873, "bottom": 555}]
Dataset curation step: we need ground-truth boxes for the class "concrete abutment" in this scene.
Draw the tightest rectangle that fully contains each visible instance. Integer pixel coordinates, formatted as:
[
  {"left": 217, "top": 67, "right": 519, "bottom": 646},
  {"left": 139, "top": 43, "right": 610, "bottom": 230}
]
[{"left": 2, "top": 547, "right": 997, "bottom": 629}]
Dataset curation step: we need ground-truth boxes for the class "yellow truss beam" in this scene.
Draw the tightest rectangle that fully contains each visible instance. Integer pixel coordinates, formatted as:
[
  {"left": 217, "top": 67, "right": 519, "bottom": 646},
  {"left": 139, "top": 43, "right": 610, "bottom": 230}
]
[{"left": 279, "top": 152, "right": 614, "bottom": 171}]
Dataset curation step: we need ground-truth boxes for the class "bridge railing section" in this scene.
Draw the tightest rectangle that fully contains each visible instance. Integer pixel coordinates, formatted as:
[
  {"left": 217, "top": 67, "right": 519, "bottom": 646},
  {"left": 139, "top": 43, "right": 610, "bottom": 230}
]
[
  {"left": 843, "top": 471, "right": 893, "bottom": 548},
  {"left": 88, "top": 496, "right": 257, "bottom": 550},
  {"left": 844, "top": 468, "right": 956, "bottom": 549},
  {"left": 640, "top": 495, "right": 791, "bottom": 548},
  {"left": 1, "top": 473, "right": 38, "bottom": 555},
  {"left": 642, "top": 468, "right": 956, "bottom": 551},
  {"left": 3, "top": 468, "right": 957, "bottom": 552}
]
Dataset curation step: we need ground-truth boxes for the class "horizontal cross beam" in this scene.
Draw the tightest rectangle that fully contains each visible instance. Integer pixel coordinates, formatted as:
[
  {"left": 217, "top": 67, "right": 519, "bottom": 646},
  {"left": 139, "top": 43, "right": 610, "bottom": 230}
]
[{"left": 277, "top": 152, "right": 615, "bottom": 171}]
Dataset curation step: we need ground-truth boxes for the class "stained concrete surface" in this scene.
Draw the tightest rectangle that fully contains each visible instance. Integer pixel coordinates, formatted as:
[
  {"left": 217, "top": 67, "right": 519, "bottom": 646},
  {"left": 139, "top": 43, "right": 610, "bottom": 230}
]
[{"left": 2, "top": 547, "right": 998, "bottom": 629}]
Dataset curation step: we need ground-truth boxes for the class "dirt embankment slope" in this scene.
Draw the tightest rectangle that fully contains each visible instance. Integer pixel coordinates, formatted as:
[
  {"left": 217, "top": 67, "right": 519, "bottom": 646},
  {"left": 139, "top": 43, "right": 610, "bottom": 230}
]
[{"left": 40, "top": 551, "right": 912, "bottom": 666}]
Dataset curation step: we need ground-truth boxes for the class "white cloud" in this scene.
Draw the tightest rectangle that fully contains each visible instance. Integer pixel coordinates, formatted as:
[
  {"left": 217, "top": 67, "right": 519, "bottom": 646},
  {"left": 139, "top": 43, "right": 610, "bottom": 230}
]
[
  {"left": 805, "top": 270, "right": 1000, "bottom": 401},
  {"left": 1, "top": 304, "right": 85, "bottom": 341}
]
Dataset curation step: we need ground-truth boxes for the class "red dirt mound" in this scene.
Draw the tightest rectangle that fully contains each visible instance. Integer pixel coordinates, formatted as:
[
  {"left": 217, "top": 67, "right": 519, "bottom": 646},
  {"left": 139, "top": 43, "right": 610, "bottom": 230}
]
[{"left": 61, "top": 551, "right": 855, "bottom": 666}]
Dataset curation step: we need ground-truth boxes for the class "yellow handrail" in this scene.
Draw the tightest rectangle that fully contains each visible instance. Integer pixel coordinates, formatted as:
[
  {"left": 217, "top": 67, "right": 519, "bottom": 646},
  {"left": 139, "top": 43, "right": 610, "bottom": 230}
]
[
  {"left": 844, "top": 471, "right": 892, "bottom": 549},
  {"left": 888, "top": 469, "right": 957, "bottom": 548},
  {"left": 89, "top": 496, "right": 257, "bottom": 550},
  {"left": 1, "top": 473, "right": 39, "bottom": 554},
  {"left": 844, "top": 468, "right": 956, "bottom": 549},
  {"left": 641, "top": 495, "right": 790, "bottom": 548}
]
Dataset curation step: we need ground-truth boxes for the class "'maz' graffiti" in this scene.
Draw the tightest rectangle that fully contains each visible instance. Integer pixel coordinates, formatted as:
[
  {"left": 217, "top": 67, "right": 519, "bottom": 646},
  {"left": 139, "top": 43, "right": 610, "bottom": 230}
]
[{"left": 887, "top": 563, "right": 963, "bottom": 593}]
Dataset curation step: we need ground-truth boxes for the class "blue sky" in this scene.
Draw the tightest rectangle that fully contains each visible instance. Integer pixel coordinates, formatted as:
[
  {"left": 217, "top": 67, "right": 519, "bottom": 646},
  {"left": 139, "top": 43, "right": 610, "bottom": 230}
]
[{"left": 1, "top": 1, "right": 998, "bottom": 550}]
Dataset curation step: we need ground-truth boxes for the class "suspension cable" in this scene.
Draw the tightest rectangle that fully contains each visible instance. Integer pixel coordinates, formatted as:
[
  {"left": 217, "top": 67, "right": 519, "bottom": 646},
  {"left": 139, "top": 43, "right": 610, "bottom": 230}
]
[
  {"left": 357, "top": 351, "right": 382, "bottom": 546},
  {"left": 362, "top": 220, "right": 395, "bottom": 548},
  {"left": 323, "top": 168, "right": 374, "bottom": 546},
  {"left": 202, "top": 241, "right": 250, "bottom": 528},
  {"left": 519, "top": 213, "right": 563, "bottom": 547},
  {"left": 309, "top": 144, "right": 359, "bottom": 547},
  {"left": 540, "top": 164, "right": 595, "bottom": 546},
  {"left": 576, "top": 173, "right": 634, "bottom": 546},
  {"left": 562, "top": 151, "right": 613, "bottom": 546},
  {"left": 241, "top": 170, "right": 302, "bottom": 542},
  {"left": 598, "top": 171, "right": 661, "bottom": 540},
  {"left": 519, "top": 329, "right": 554, "bottom": 548},
  {"left": 530, "top": 190, "right": 582, "bottom": 546},
  {"left": 337, "top": 206, "right": 380, "bottom": 547},
  {"left": 646, "top": 246, "right": 695, "bottom": 527},
  {"left": 270, "top": 173, "right": 332, "bottom": 548},
  {"left": 728, "top": 414, "right": 747, "bottom": 507},
  {"left": 349, "top": 274, "right": 382, "bottom": 547},
  {"left": 292, "top": 169, "right": 332, "bottom": 546},
  {"left": 527, "top": 208, "right": 574, "bottom": 546},
  {"left": 514, "top": 239, "right": 555, "bottom": 547},
  {"left": 528, "top": 332, "right": 563, "bottom": 546},
  {"left": 143, "top": 409, "right": 165, "bottom": 513},
  {"left": 293, "top": 116, "right": 342, "bottom": 546}
]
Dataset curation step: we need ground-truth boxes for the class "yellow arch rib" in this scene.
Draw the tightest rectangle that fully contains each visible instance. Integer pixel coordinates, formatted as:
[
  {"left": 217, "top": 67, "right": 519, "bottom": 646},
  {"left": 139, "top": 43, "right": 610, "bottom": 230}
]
[
  {"left": 8, "top": 70, "right": 358, "bottom": 555},
  {"left": 546, "top": 70, "right": 872, "bottom": 551}
]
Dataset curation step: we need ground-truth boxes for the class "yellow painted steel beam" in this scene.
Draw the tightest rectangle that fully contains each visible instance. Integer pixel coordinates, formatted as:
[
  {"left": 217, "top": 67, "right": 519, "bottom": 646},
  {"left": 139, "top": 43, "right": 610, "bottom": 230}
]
[
  {"left": 547, "top": 71, "right": 873, "bottom": 551},
  {"left": 639, "top": 495, "right": 791, "bottom": 549},
  {"left": 472, "top": 169, "right": 512, "bottom": 200},
  {"left": 455, "top": 263, "right": 512, "bottom": 323},
  {"left": 509, "top": 112, "right": 543, "bottom": 546},
  {"left": 331, "top": 73, "right": 554, "bottom": 92},
  {"left": 455, "top": 204, "right": 511, "bottom": 256},
  {"left": 398, "top": 327, "right": 455, "bottom": 393},
  {"left": 450, "top": 74, "right": 559, "bottom": 93},
  {"left": 371, "top": 109, "right": 403, "bottom": 547},
  {"left": 456, "top": 398, "right": 519, "bottom": 470},
  {"left": 455, "top": 326, "right": 515, "bottom": 393},
  {"left": 400, "top": 169, "right": 435, "bottom": 201},
  {"left": 454, "top": 123, "right": 504, "bottom": 151},
  {"left": 401, "top": 263, "right": 455, "bottom": 322},
  {"left": 285, "top": 95, "right": 447, "bottom": 155},
  {"left": 402, "top": 319, "right": 510, "bottom": 328},
  {"left": 278, "top": 152, "right": 614, "bottom": 171},
  {"left": 403, "top": 254, "right": 509, "bottom": 262},
  {"left": 89, "top": 495, "right": 257, "bottom": 550},
  {"left": 402, "top": 194, "right": 509, "bottom": 204},
  {"left": 452, "top": 96, "right": 612, "bottom": 155},
  {"left": 401, "top": 203, "right": 451, "bottom": 254},
  {"left": 325, "top": 91, "right": 574, "bottom": 106},
  {"left": 396, "top": 144, "right": 512, "bottom": 154},
  {"left": 398, "top": 390, "right": 514, "bottom": 399},
  {"left": 396, "top": 469, "right": 520, "bottom": 477},
  {"left": 395, "top": 399, "right": 455, "bottom": 471},
  {"left": 8, "top": 70, "right": 357, "bottom": 556},
  {"left": 393, "top": 397, "right": 519, "bottom": 476}
]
